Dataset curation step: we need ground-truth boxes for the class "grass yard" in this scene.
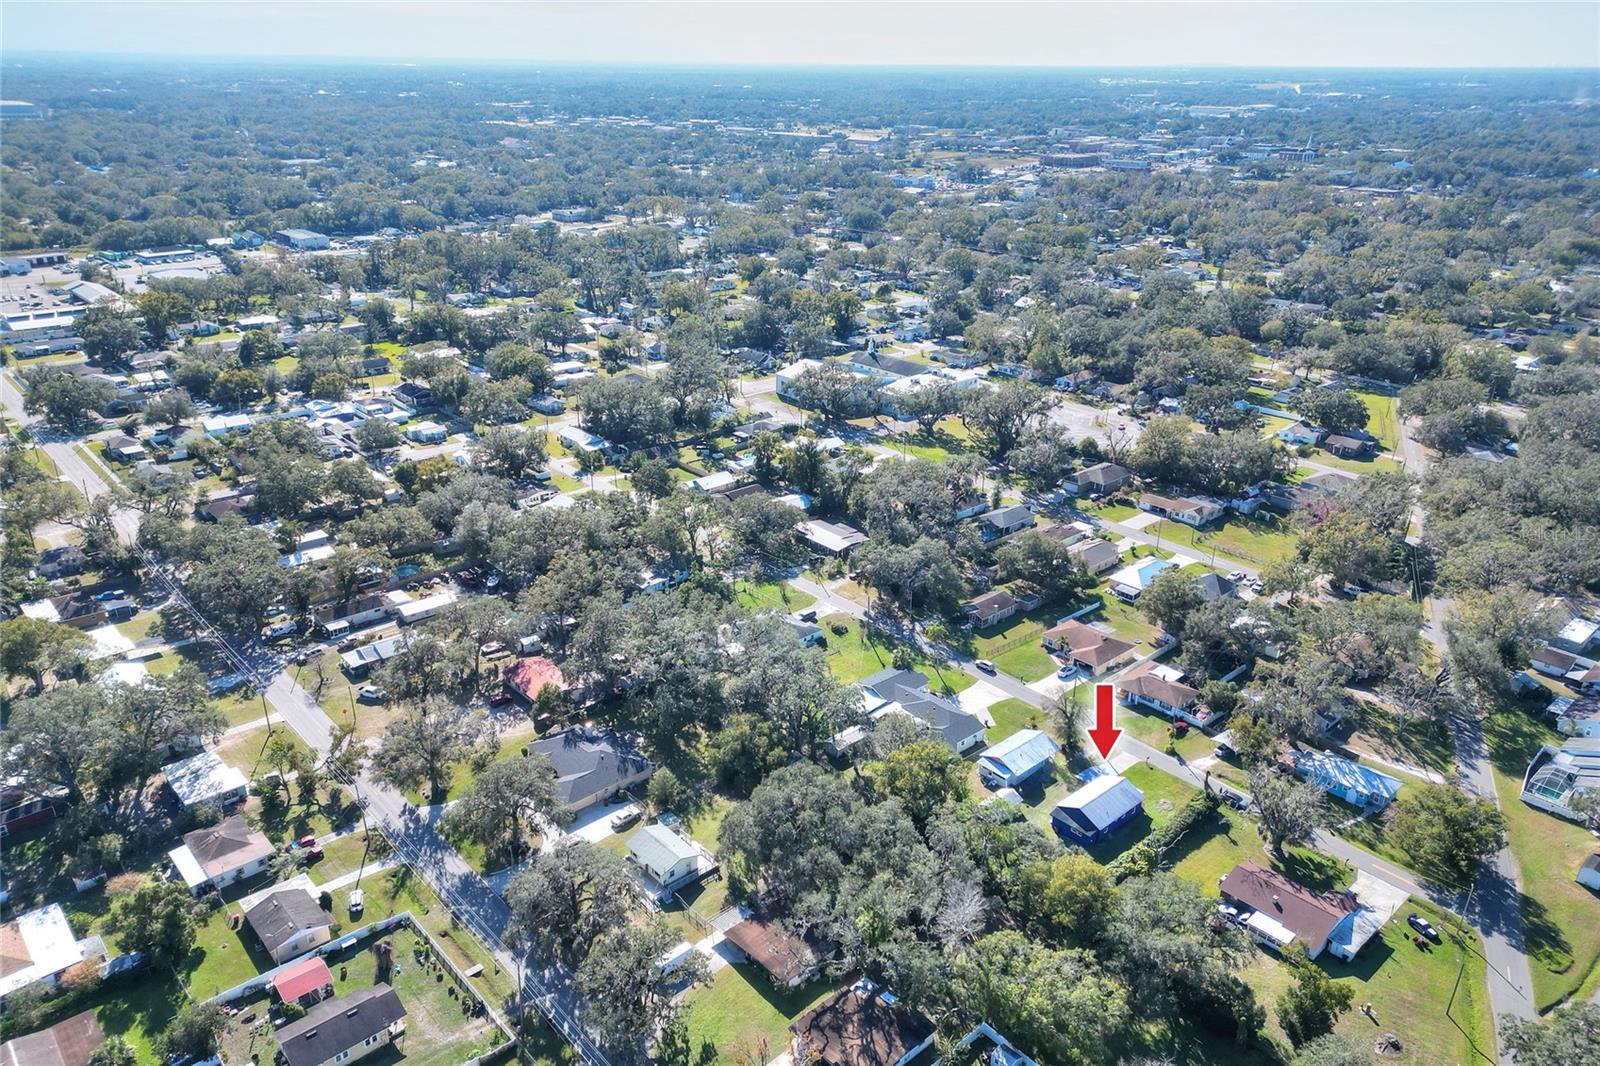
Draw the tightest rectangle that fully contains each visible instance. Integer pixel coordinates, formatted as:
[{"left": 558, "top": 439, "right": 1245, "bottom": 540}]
[
  {"left": 183, "top": 890, "right": 285, "bottom": 1000},
  {"left": 1354, "top": 390, "right": 1401, "bottom": 451},
  {"left": 733, "top": 576, "right": 815, "bottom": 613},
  {"left": 1083, "top": 763, "right": 1202, "bottom": 864},
  {"left": 1343, "top": 701, "right": 1456, "bottom": 776},
  {"left": 114, "top": 610, "right": 165, "bottom": 644},
  {"left": 1306, "top": 448, "right": 1405, "bottom": 476},
  {"left": 885, "top": 427, "right": 971, "bottom": 462},
  {"left": 1167, "top": 808, "right": 1354, "bottom": 895},
  {"left": 985, "top": 697, "right": 1048, "bottom": 743},
  {"left": 1140, "top": 513, "right": 1300, "bottom": 568},
  {"left": 213, "top": 721, "right": 314, "bottom": 779},
  {"left": 817, "top": 613, "right": 973, "bottom": 694},
  {"left": 7, "top": 968, "right": 188, "bottom": 1065},
  {"left": 1483, "top": 703, "right": 1600, "bottom": 1008},
  {"left": 680, "top": 963, "right": 836, "bottom": 1065}
]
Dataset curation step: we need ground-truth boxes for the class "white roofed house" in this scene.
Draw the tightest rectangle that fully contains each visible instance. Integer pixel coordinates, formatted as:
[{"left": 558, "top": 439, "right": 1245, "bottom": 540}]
[
  {"left": 625, "top": 822, "right": 715, "bottom": 899},
  {"left": 977, "top": 729, "right": 1061, "bottom": 790},
  {"left": 1052, "top": 772, "right": 1145, "bottom": 846},
  {"left": 162, "top": 749, "right": 249, "bottom": 810},
  {"left": 0, "top": 904, "right": 95, "bottom": 1003},
  {"left": 797, "top": 519, "right": 868, "bottom": 556}
]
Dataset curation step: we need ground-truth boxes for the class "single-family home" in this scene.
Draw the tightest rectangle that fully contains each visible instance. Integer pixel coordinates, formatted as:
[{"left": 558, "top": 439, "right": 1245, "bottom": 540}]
[
  {"left": 167, "top": 814, "right": 274, "bottom": 894},
  {"left": 1218, "top": 861, "right": 1382, "bottom": 961},
  {"left": 34, "top": 546, "right": 87, "bottom": 580},
  {"left": 722, "top": 913, "right": 818, "bottom": 987},
  {"left": 1073, "top": 462, "right": 1131, "bottom": 495},
  {"left": 244, "top": 884, "right": 334, "bottom": 963},
  {"left": 1052, "top": 771, "right": 1145, "bottom": 845},
  {"left": 0, "top": 904, "right": 92, "bottom": 1002},
  {"left": 404, "top": 420, "right": 447, "bottom": 444},
  {"left": 1521, "top": 736, "right": 1600, "bottom": 822},
  {"left": 313, "top": 594, "right": 390, "bottom": 638},
  {"left": 271, "top": 955, "right": 335, "bottom": 1007},
  {"left": 1107, "top": 556, "right": 1177, "bottom": 602},
  {"left": 0, "top": 1009, "right": 105, "bottom": 1066},
  {"left": 1276, "top": 422, "right": 1325, "bottom": 446},
  {"left": 1118, "top": 660, "right": 1217, "bottom": 727},
  {"left": 1324, "top": 434, "right": 1371, "bottom": 459},
  {"left": 1138, "top": 493, "right": 1223, "bottom": 528},
  {"left": 1193, "top": 573, "right": 1238, "bottom": 602},
  {"left": 503, "top": 656, "right": 567, "bottom": 702},
  {"left": 637, "top": 559, "right": 692, "bottom": 594},
  {"left": 1036, "top": 520, "right": 1095, "bottom": 546},
  {"left": 1068, "top": 537, "right": 1123, "bottom": 575},
  {"left": 977, "top": 729, "right": 1061, "bottom": 789},
  {"left": 979, "top": 504, "right": 1034, "bottom": 541},
  {"left": 963, "top": 590, "right": 1019, "bottom": 628},
  {"left": 1552, "top": 610, "right": 1600, "bottom": 655},
  {"left": 686, "top": 470, "right": 740, "bottom": 494},
  {"left": 162, "top": 750, "right": 249, "bottom": 811},
  {"left": 526, "top": 729, "right": 653, "bottom": 811},
  {"left": 339, "top": 633, "right": 410, "bottom": 676},
  {"left": 851, "top": 668, "right": 987, "bottom": 754},
  {"left": 274, "top": 985, "right": 407, "bottom": 1066},
  {"left": 103, "top": 436, "right": 147, "bottom": 463},
  {"left": 1041, "top": 620, "right": 1137, "bottom": 677},
  {"left": 1553, "top": 696, "right": 1600, "bottom": 737},
  {"left": 1285, "top": 750, "right": 1403, "bottom": 810},
  {"left": 626, "top": 823, "right": 706, "bottom": 894},
  {"left": 797, "top": 519, "right": 868, "bottom": 556},
  {"left": 1531, "top": 646, "right": 1581, "bottom": 679},
  {"left": 790, "top": 979, "right": 936, "bottom": 1066}
]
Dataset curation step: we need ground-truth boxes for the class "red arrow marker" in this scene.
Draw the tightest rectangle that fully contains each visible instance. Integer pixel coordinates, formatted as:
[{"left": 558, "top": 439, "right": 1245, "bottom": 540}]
[{"left": 1088, "top": 683, "right": 1122, "bottom": 760}]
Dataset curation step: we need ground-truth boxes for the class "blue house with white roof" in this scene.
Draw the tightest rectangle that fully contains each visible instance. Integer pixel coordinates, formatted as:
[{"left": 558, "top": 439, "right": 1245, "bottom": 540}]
[{"left": 1051, "top": 770, "right": 1145, "bottom": 845}]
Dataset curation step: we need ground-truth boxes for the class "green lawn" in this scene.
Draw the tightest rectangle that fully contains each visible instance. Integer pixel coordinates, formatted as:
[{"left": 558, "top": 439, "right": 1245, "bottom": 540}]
[
  {"left": 1083, "top": 763, "right": 1202, "bottom": 864},
  {"left": 1483, "top": 704, "right": 1600, "bottom": 1008},
  {"left": 818, "top": 613, "right": 973, "bottom": 694},
  {"left": 1140, "top": 513, "right": 1300, "bottom": 568},
  {"left": 1354, "top": 390, "right": 1400, "bottom": 451},
  {"left": 115, "top": 610, "right": 165, "bottom": 644},
  {"left": 680, "top": 964, "right": 835, "bottom": 1065},
  {"left": 1306, "top": 448, "right": 1405, "bottom": 476},
  {"left": 1167, "top": 809, "right": 1354, "bottom": 895},
  {"left": 986, "top": 697, "right": 1047, "bottom": 743},
  {"left": 734, "top": 577, "right": 816, "bottom": 613}
]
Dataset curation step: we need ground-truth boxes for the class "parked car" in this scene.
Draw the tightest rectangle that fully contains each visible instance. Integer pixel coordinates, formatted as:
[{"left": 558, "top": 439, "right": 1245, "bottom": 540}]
[
  {"left": 348, "top": 889, "right": 364, "bottom": 914},
  {"left": 1407, "top": 913, "right": 1440, "bottom": 942},
  {"left": 975, "top": 659, "right": 997, "bottom": 674},
  {"left": 1217, "top": 788, "right": 1250, "bottom": 811},
  {"left": 93, "top": 589, "right": 127, "bottom": 602},
  {"left": 262, "top": 620, "right": 298, "bottom": 642},
  {"left": 609, "top": 809, "right": 641, "bottom": 832},
  {"left": 292, "top": 835, "right": 323, "bottom": 861},
  {"left": 356, "top": 684, "right": 386, "bottom": 702},
  {"left": 488, "top": 691, "right": 514, "bottom": 707}
]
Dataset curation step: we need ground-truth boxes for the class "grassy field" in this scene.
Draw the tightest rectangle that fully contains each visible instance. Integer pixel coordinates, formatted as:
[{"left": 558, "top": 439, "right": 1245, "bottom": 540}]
[
  {"left": 1354, "top": 390, "right": 1401, "bottom": 451},
  {"left": 680, "top": 963, "right": 835, "bottom": 1065},
  {"left": 733, "top": 577, "right": 815, "bottom": 613},
  {"left": 1139, "top": 513, "right": 1301, "bottom": 568},
  {"left": 986, "top": 697, "right": 1048, "bottom": 743},
  {"left": 817, "top": 613, "right": 973, "bottom": 694},
  {"left": 1483, "top": 704, "right": 1600, "bottom": 1009}
]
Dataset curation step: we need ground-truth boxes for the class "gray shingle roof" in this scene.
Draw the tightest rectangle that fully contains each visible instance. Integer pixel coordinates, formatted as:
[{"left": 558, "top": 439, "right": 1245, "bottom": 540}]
[{"left": 275, "top": 985, "right": 405, "bottom": 1066}]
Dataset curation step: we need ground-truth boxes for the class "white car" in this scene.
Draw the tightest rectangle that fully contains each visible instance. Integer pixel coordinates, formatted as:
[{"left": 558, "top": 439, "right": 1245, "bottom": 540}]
[{"left": 357, "top": 684, "right": 387, "bottom": 702}]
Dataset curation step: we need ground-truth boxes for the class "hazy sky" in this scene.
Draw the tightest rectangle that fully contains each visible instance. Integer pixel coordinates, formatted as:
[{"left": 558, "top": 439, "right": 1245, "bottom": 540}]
[{"left": 3, "top": 2, "right": 1597, "bottom": 69}]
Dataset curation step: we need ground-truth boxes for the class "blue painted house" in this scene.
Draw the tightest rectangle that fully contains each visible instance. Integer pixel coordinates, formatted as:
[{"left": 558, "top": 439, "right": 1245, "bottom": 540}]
[{"left": 1051, "top": 771, "right": 1145, "bottom": 845}]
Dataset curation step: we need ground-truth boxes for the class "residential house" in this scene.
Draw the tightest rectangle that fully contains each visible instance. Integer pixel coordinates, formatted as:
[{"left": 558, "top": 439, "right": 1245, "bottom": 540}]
[
  {"left": 790, "top": 980, "right": 936, "bottom": 1066},
  {"left": 785, "top": 616, "right": 825, "bottom": 647},
  {"left": 1052, "top": 771, "right": 1145, "bottom": 845},
  {"left": 339, "top": 633, "right": 411, "bottom": 676},
  {"left": 1118, "top": 660, "right": 1218, "bottom": 728},
  {"left": 526, "top": 729, "right": 653, "bottom": 811},
  {"left": 1531, "top": 645, "right": 1582, "bottom": 680},
  {"left": 162, "top": 750, "right": 249, "bottom": 811},
  {"left": 1036, "top": 520, "right": 1095, "bottom": 546},
  {"left": 849, "top": 668, "right": 987, "bottom": 755},
  {"left": 0, "top": 904, "right": 93, "bottom": 1002},
  {"left": 271, "top": 955, "right": 335, "bottom": 1007},
  {"left": 723, "top": 913, "right": 818, "bottom": 987},
  {"left": 33, "top": 545, "right": 87, "bottom": 580},
  {"left": 1, "top": 776, "right": 66, "bottom": 837},
  {"left": 1107, "top": 557, "right": 1177, "bottom": 602},
  {"left": 797, "top": 519, "right": 868, "bottom": 556},
  {"left": 1522, "top": 736, "right": 1600, "bottom": 822},
  {"left": 1138, "top": 493, "right": 1223, "bottom": 528},
  {"left": 1193, "top": 573, "right": 1238, "bottom": 602},
  {"left": 167, "top": 814, "right": 274, "bottom": 894},
  {"left": 637, "top": 560, "right": 692, "bottom": 594},
  {"left": 1073, "top": 462, "right": 1131, "bottom": 495},
  {"left": 313, "top": 594, "right": 390, "bottom": 637},
  {"left": 1068, "top": 537, "right": 1123, "bottom": 575},
  {"left": 1041, "top": 620, "right": 1137, "bottom": 677},
  {"left": 503, "top": 656, "right": 567, "bottom": 702},
  {"left": 1553, "top": 696, "right": 1600, "bottom": 737},
  {"left": 274, "top": 985, "right": 407, "bottom": 1066},
  {"left": 404, "top": 421, "right": 448, "bottom": 444},
  {"left": 979, "top": 504, "right": 1034, "bottom": 541},
  {"left": 977, "top": 729, "right": 1060, "bottom": 789},
  {"left": 626, "top": 823, "right": 708, "bottom": 894},
  {"left": 1285, "top": 750, "right": 1402, "bottom": 810},
  {"left": 0, "top": 1009, "right": 105, "bottom": 1066},
  {"left": 103, "top": 436, "right": 147, "bottom": 463},
  {"left": 244, "top": 884, "right": 334, "bottom": 963},
  {"left": 1276, "top": 422, "right": 1325, "bottom": 446},
  {"left": 1552, "top": 610, "right": 1600, "bottom": 656},
  {"left": 1218, "top": 861, "right": 1382, "bottom": 961},
  {"left": 1324, "top": 434, "right": 1371, "bottom": 459},
  {"left": 963, "top": 590, "right": 1019, "bottom": 628}
]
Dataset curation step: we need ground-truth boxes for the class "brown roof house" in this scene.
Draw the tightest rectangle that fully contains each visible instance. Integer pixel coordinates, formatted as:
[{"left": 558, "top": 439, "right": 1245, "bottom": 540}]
[
  {"left": 963, "top": 590, "right": 1019, "bottom": 628},
  {"left": 1117, "top": 660, "right": 1223, "bottom": 727},
  {"left": 722, "top": 913, "right": 819, "bottom": 987},
  {"left": 790, "top": 979, "right": 936, "bottom": 1066},
  {"left": 0, "top": 1009, "right": 105, "bottom": 1066},
  {"left": 1218, "top": 861, "right": 1382, "bottom": 961},
  {"left": 167, "top": 814, "right": 275, "bottom": 894},
  {"left": 1041, "top": 620, "right": 1137, "bottom": 677}
]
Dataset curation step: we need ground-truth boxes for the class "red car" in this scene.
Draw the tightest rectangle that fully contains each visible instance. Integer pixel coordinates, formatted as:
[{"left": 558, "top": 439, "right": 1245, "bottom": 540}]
[
  {"left": 489, "top": 691, "right": 514, "bottom": 707},
  {"left": 294, "top": 835, "right": 324, "bottom": 861}
]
